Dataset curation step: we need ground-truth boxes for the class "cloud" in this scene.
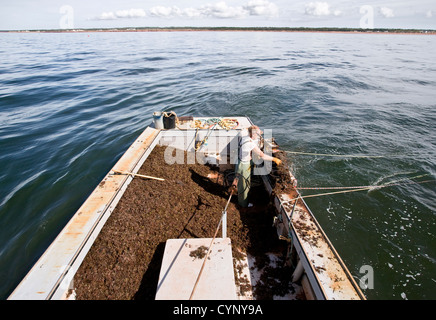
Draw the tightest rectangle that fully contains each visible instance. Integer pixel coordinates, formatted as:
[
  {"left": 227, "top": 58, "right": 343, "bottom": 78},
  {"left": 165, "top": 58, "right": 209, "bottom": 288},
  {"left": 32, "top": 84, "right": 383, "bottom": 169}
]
[
  {"left": 202, "top": 2, "right": 248, "bottom": 19},
  {"left": 333, "top": 9, "right": 342, "bottom": 17},
  {"left": 97, "top": 8, "right": 146, "bottom": 20},
  {"left": 304, "top": 2, "right": 341, "bottom": 17},
  {"left": 149, "top": 6, "right": 179, "bottom": 18},
  {"left": 182, "top": 7, "right": 203, "bottom": 19},
  {"left": 95, "top": 1, "right": 279, "bottom": 21},
  {"left": 380, "top": 7, "right": 394, "bottom": 18},
  {"left": 149, "top": 5, "right": 205, "bottom": 18},
  {"left": 426, "top": 10, "right": 432, "bottom": 18},
  {"left": 149, "top": 1, "right": 279, "bottom": 19},
  {"left": 244, "top": 0, "right": 279, "bottom": 17},
  {"left": 116, "top": 9, "right": 146, "bottom": 19},
  {"left": 305, "top": 2, "right": 330, "bottom": 16}
]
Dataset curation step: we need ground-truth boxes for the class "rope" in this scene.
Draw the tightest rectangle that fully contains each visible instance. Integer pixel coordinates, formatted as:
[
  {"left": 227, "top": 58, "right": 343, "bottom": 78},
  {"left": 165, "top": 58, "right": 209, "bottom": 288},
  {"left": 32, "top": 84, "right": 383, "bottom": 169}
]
[
  {"left": 162, "top": 111, "right": 176, "bottom": 118},
  {"left": 297, "top": 174, "right": 431, "bottom": 192},
  {"left": 291, "top": 178, "right": 435, "bottom": 202},
  {"left": 112, "top": 170, "right": 165, "bottom": 181},
  {"left": 284, "top": 150, "right": 392, "bottom": 158},
  {"left": 224, "top": 171, "right": 251, "bottom": 194},
  {"left": 189, "top": 192, "right": 233, "bottom": 300},
  {"left": 174, "top": 114, "right": 238, "bottom": 131},
  {"left": 292, "top": 187, "right": 378, "bottom": 201},
  {"left": 192, "top": 118, "right": 239, "bottom": 131},
  {"left": 298, "top": 179, "right": 433, "bottom": 190},
  {"left": 219, "top": 119, "right": 239, "bottom": 130},
  {"left": 193, "top": 118, "right": 238, "bottom": 151},
  {"left": 193, "top": 119, "right": 207, "bottom": 129},
  {"left": 194, "top": 121, "right": 219, "bottom": 151}
]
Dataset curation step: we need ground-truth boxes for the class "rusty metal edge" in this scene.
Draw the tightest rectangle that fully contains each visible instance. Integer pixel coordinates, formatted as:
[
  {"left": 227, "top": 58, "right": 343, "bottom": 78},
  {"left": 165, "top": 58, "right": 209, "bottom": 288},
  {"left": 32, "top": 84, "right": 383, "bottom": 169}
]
[
  {"left": 261, "top": 172, "right": 365, "bottom": 300},
  {"left": 268, "top": 182, "right": 327, "bottom": 300},
  {"left": 297, "top": 195, "right": 366, "bottom": 300}
]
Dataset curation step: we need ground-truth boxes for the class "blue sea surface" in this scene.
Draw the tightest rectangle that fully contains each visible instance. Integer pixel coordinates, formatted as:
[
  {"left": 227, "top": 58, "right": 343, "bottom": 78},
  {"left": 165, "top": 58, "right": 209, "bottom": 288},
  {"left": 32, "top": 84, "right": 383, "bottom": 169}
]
[{"left": 0, "top": 31, "right": 435, "bottom": 299}]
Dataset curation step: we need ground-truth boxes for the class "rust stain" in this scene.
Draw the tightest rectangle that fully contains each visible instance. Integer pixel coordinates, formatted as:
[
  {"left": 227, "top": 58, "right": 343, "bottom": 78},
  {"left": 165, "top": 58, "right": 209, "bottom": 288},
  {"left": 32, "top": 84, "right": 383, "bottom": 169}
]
[
  {"left": 328, "top": 270, "right": 344, "bottom": 292},
  {"left": 281, "top": 191, "right": 363, "bottom": 299}
]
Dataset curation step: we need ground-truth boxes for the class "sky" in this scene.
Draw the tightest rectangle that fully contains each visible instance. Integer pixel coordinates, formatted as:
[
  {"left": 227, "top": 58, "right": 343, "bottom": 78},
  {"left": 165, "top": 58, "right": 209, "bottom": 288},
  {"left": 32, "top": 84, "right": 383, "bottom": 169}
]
[{"left": 1, "top": 0, "right": 435, "bottom": 30}]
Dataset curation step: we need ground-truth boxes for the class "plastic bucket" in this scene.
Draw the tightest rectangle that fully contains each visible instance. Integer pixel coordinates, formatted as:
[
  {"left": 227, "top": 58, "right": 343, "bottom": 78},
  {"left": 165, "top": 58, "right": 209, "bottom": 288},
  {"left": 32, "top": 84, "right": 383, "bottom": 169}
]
[
  {"left": 153, "top": 112, "right": 164, "bottom": 129},
  {"left": 163, "top": 112, "right": 176, "bottom": 129}
]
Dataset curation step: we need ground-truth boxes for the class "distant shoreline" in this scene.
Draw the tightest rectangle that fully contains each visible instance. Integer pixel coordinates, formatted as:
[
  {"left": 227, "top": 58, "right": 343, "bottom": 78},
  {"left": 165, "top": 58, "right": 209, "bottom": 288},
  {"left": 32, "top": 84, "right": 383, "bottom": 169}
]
[{"left": 1, "top": 27, "right": 436, "bottom": 35}]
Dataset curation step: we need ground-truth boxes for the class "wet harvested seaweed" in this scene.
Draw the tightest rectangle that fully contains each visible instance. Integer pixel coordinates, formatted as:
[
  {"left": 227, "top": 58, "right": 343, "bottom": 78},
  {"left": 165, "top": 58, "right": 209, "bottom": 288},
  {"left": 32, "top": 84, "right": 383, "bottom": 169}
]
[
  {"left": 73, "top": 145, "right": 287, "bottom": 300},
  {"left": 189, "top": 246, "right": 208, "bottom": 260},
  {"left": 270, "top": 150, "right": 297, "bottom": 196}
]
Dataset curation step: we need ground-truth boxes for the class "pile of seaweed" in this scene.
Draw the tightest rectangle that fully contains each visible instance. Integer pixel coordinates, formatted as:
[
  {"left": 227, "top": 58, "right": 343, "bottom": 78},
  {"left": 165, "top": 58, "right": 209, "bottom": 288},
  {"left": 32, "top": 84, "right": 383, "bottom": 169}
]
[
  {"left": 73, "top": 145, "right": 292, "bottom": 300},
  {"left": 270, "top": 149, "right": 298, "bottom": 197}
]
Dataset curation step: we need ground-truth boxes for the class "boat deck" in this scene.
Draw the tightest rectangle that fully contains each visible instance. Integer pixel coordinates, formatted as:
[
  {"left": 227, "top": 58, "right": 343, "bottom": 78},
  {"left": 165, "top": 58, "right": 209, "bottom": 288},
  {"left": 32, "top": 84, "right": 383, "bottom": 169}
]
[{"left": 9, "top": 116, "right": 364, "bottom": 300}]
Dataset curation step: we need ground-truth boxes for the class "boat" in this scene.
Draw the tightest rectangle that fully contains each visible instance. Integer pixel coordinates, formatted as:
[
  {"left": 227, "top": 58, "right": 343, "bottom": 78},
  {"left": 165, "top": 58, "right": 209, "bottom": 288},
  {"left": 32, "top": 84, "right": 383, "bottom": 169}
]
[{"left": 8, "top": 114, "right": 365, "bottom": 300}]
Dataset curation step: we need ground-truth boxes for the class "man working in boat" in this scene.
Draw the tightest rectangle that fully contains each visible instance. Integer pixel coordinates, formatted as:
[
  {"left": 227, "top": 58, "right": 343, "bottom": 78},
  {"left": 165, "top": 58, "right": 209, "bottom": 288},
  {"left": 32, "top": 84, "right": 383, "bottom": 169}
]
[{"left": 230, "top": 125, "right": 282, "bottom": 208}]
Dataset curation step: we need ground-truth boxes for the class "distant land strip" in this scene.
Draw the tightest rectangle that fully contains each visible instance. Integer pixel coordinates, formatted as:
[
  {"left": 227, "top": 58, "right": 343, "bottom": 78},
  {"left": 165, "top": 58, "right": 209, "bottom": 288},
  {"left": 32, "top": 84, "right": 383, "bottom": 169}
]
[{"left": 1, "top": 27, "right": 436, "bottom": 34}]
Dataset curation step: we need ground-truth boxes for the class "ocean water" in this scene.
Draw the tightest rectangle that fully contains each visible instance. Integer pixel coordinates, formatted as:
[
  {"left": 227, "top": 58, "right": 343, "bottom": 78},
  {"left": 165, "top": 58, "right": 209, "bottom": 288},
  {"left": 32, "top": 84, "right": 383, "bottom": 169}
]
[{"left": 0, "top": 31, "right": 435, "bottom": 300}]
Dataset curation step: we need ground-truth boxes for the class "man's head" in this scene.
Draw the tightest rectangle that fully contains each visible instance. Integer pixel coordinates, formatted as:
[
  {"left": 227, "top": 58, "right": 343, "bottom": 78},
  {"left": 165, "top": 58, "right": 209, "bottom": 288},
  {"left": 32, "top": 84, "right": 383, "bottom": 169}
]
[{"left": 248, "top": 125, "right": 262, "bottom": 139}]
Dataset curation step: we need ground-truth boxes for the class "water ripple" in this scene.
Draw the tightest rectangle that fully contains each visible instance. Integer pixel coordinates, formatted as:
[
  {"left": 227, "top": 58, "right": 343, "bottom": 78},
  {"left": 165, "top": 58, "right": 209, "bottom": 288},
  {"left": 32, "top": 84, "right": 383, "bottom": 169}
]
[{"left": 0, "top": 32, "right": 435, "bottom": 300}]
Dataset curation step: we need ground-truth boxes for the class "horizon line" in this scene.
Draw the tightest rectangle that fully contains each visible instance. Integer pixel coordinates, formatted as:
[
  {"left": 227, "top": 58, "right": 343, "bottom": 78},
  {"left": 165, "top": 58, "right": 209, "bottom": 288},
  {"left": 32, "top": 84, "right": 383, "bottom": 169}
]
[{"left": 1, "top": 26, "right": 436, "bottom": 34}]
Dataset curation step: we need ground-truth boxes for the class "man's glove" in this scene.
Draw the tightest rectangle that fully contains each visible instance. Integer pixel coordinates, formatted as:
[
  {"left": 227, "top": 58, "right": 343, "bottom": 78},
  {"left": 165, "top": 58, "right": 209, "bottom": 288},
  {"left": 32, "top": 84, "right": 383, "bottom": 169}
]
[{"left": 273, "top": 157, "right": 282, "bottom": 166}]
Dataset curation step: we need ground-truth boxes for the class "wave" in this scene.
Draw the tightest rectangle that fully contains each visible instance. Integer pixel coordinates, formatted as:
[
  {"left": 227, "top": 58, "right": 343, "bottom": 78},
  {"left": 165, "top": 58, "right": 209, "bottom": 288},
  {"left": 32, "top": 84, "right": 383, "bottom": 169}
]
[{"left": 0, "top": 31, "right": 435, "bottom": 300}]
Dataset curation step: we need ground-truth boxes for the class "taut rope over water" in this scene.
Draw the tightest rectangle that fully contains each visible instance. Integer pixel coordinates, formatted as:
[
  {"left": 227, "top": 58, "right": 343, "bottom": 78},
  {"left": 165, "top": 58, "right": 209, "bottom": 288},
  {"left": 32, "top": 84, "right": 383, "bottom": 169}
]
[
  {"left": 284, "top": 150, "right": 397, "bottom": 158},
  {"left": 292, "top": 175, "right": 435, "bottom": 202}
]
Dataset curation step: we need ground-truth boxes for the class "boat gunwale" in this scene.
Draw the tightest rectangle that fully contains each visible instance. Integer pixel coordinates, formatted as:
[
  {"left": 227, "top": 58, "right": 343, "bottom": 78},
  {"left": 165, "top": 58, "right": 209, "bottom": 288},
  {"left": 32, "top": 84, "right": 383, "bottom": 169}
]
[
  {"left": 265, "top": 177, "right": 365, "bottom": 300},
  {"left": 295, "top": 194, "right": 366, "bottom": 300}
]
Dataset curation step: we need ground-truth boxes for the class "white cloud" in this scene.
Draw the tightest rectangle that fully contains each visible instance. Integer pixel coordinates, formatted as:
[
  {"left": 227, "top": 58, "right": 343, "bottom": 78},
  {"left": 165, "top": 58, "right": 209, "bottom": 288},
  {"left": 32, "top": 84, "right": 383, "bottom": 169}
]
[
  {"left": 304, "top": 2, "right": 342, "bottom": 17},
  {"left": 202, "top": 2, "right": 248, "bottom": 19},
  {"left": 244, "top": 0, "right": 279, "bottom": 17},
  {"left": 98, "top": 12, "right": 117, "bottom": 20},
  {"left": 115, "top": 9, "right": 146, "bottom": 19},
  {"left": 149, "top": 5, "right": 204, "bottom": 18},
  {"left": 148, "top": 1, "right": 279, "bottom": 20},
  {"left": 305, "top": 2, "right": 331, "bottom": 16},
  {"left": 182, "top": 7, "right": 203, "bottom": 19},
  {"left": 380, "top": 7, "right": 394, "bottom": 18},
  {"left": 149, "top": 6, "right": 179, "bottom": 18},
  {"left": 97, "top": 8, "right": 146, "bottom": 20},
  {"left": 426, "top": 10, "right": 432, "bottom": 18}
]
